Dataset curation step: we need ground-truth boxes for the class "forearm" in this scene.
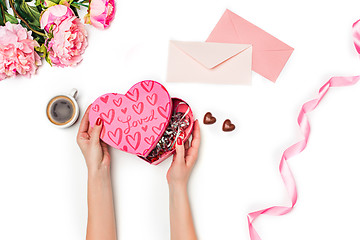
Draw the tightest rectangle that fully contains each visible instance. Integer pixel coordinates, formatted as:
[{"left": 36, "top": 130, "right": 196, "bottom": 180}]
[
  {"left": 169, "top": 185, "right": 197, "bottom": 240},
  {"left": 87, "top": 169, "right": 117, "bottom": 240}
]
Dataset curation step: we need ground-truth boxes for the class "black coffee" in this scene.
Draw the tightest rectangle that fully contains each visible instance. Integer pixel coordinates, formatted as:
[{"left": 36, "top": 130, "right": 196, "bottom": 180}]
[{"left": 48, "top": 97, "right": 74, "bottom": 124}]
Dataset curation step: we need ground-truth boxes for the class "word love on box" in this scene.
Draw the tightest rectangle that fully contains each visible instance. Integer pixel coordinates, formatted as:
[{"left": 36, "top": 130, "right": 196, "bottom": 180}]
[{"left": 89, "top": 80, "right": 194, "bottom": 165}]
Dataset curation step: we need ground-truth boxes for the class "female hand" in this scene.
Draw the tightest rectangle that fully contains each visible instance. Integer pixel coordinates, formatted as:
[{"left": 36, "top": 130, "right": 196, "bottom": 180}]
[
  {"left": 167, "top": 120, "right": 201, "bottom": 189},
  {"left": 77, "top": 106, "right": 117, "bottom": 240},
  {"left": 77, "top": 105, "right": 111, "bottom": 175},
  {"left": 167, "top": 120, "right": 200, "bottom": 240}
]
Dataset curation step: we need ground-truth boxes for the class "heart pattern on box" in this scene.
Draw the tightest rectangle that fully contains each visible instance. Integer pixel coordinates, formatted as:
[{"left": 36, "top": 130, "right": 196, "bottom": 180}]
[{"left": 89, "top": 81, "right": 172, "bottom": 156}]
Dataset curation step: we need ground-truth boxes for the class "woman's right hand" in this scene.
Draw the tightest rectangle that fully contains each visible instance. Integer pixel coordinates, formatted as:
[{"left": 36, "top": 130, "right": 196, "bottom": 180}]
[{"left": 166, "top": 120, "right": 201, "bottom": 189}]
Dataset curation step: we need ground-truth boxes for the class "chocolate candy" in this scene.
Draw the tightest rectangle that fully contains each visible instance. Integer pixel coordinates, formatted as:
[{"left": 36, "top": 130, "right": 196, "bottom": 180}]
[
  {"left": 222, "top": 119, "right": 235, "bottom": 132},
  {"left": 203, "top": 112, "right": 216, "bottom": 124}
]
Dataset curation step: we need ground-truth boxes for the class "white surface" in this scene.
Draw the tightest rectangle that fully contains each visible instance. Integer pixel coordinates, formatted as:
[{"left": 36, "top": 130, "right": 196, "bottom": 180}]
[{"left": 1, "top": 0, "right": 360, "bottom": 239}]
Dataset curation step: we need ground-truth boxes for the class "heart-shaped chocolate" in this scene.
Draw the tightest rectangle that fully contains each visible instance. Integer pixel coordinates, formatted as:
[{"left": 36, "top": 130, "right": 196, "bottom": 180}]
[
  {"left": 203, "top": 112, "right": 216, "bottom": 124},
  {"left": 89, "top": 81, "right": 172, "bottom": 157},
  {"left": 222, "top": 119, "right": 235, "bottom": 132}
]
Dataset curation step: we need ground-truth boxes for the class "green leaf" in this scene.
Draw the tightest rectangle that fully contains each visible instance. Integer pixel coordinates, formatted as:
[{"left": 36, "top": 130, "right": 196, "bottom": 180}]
[
  {"left": 5, "top": 12, "right": 19, "bottom": 24},
  {"left": 13, "top": 0, "right": 42, "bottom": 26},
  {"left": 45, "top": 55, "right": 52, "bottom": 66},
  {"left": 35, "top": 44, "right": 47, "bottom": 56},
  {"left": 69, "top": 5, "right": 79, "bottom": 17},
  {"left": 70, "top": 3, "right": 80, "bottom": 9},
  {"left": 0, "top": 0, "right": 6, "bottom": 25},
  {"left": 35, "top": 44, "right": 52, "bottom": 65},
  {"left": 36, "top": 4, "right": 42, "bottom": 12},
  {"left": 71, "top": 1, "right": 88, "bottom": 8},
  {"left": 0, "top": 0, "right": 7, "bottom": 9},
  {"left": 0, "top": 11, "right": 4, "bottom": 26}
]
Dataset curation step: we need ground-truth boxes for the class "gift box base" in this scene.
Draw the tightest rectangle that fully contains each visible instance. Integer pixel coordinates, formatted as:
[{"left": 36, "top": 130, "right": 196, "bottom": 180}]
[{"left": 140, "top": 98, "right": 194, "bottom": 165}]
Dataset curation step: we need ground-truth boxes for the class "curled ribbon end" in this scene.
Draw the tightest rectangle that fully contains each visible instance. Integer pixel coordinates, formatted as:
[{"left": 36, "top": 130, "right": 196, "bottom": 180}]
[
  {"left": 248, "top": 19, "right": 360, "bottom": 240},
  {"left": 352, "top": 19, "right": 360, "bottom": 54}
]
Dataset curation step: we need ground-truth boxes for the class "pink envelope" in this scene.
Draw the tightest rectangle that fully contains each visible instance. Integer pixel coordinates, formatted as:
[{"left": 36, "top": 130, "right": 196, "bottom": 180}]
[
  {"left": 207, "top": 9, "right": 294, "bottom": 82},
  {"left": 166, "top": 40, "right": 252, "bottom": 85}
]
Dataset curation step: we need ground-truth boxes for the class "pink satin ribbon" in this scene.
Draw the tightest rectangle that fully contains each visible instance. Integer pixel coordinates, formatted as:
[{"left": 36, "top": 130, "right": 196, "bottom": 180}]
[{"left": 247, "top": 19, "right": 360, "bottom": 240}]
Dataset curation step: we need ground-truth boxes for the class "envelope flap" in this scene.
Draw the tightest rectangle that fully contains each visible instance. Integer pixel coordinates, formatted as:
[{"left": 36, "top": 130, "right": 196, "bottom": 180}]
[
  {"left": 171, "top": 41, "right": 252, "bottom": 69},
  {"left": 226, "top": 9, "right": 293, "bottom": 51}
]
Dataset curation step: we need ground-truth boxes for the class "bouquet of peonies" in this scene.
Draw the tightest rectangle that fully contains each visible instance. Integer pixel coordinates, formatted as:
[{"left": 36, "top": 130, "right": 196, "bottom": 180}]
[{"left": 0, "top": 0, "right": 115, "bottom": 80}]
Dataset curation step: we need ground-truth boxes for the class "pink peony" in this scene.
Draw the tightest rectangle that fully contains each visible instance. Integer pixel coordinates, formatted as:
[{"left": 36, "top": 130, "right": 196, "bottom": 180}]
[
  {"left": 0, "top": 22, "right": 41, "bottom": 81},
  {"left": 40, "top": 4, "right": 74, "bottom": 32},
  {"left": 84, "top": 0, "right": 115, "bottom": 29},
  {"left": 41, "top": 5, "right": 88, "bottom": 67}
]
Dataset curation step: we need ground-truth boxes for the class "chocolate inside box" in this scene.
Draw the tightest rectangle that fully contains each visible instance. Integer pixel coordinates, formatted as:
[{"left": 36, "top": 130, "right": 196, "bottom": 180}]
[{"left": 140, "top": 98, "right": 194, "bottom": 164}]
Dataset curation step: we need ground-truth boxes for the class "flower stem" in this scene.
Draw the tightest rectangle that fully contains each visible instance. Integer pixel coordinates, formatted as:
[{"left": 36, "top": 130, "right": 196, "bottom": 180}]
[
  {"left": 72, "top": 2, "right": 88, "bottom": 7},
  {"left": 9, "top": 0, "right": 46, "bottom": 36}
]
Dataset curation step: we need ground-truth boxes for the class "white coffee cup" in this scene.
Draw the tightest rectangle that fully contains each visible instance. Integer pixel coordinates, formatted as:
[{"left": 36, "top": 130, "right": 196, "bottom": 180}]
[{"left": 46, "top": 89, "right": 80, "bottom": 128}]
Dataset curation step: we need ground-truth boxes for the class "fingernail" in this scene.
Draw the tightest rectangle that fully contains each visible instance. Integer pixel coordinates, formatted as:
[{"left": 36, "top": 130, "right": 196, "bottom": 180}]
[
  {"left": 96, "top": 118, "right": 102, "bottom": 126},
  {"left": 177, "top": 138, "right": 183, "bottom": 145}
]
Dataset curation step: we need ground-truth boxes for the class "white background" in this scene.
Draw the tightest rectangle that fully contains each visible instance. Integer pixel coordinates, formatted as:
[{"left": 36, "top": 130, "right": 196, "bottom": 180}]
[{"left": 1, "top": 0, "right": 360, "bottom": 239}]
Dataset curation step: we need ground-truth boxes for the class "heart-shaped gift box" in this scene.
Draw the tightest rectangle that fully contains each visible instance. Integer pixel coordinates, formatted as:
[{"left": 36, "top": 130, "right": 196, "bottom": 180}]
[{"left": 89, "top": 80, "right": 194, "bottom": 165}]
